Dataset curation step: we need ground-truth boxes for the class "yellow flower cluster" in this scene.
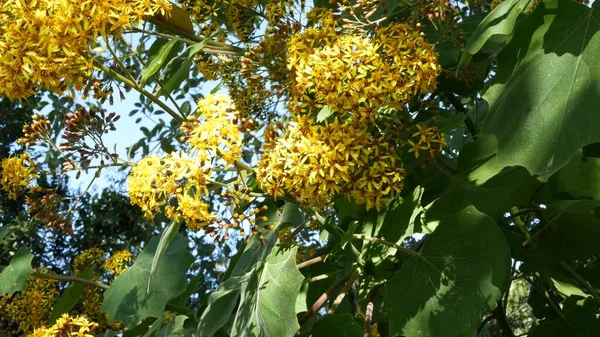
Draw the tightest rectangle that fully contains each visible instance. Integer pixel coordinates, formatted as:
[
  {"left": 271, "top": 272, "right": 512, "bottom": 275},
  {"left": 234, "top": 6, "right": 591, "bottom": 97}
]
[
  {"left": 257, "top": 17, "right": 440, "bottom": 211},
  {"left": 28, "top": 314, "right": 97, "bottom": 337},
  {"left": 103, "top": 250, "right": 133, "bottom": 277},
  {"left": 181, "top": 94, "right": 243, "bottom": 166},
  {"left": 288, "top": 23, "right": 440, "bottom": 117},
  {"left": 73, "top": 248, "right": 106, "bottom": 275},
  {"left": 128, "top": 152, "right": 213, "bottom": 230},
  {"left": 0, "top": 269, "right": 59, "bottom": 333},
  {"left": 257, "top": 116, "right": 406, "bottom": 211},
  {"left": 0, "top": 0, "right": 171, "bottom": 99},
  {"left": 1, "top": 153, "right": 37, "bottom": 199},
  {"left": 408, "top": 124, "right": 446, "bottom": 159}
]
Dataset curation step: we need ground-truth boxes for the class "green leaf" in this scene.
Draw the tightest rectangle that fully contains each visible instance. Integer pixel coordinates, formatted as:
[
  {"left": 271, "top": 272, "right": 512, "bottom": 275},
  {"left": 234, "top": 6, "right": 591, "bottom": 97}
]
[
  {"left": 370, "top": 187, "right": 423, "bottom": 259},
  {"left": 279, "top": 203, "right": 305, "bottom": 227},
  {"left": 425, "top": 176, "right": 516, "bottom": 228},
  {"left": 198, "top": 228, "right": 279, "bottom": 336},
  {"left": 316, "top": 105, "right": 334, "bottom": 123},
  {"left": 309, "top": 314, "right": 362, "bottom": 337},
  {"left": 197, "top": 275, "right": 247, "bottom": 337},
  {"left": 155, "top": 315, "right": 189, "bottom": 337},
  {"left": 149, "top": 220, "right": 180, "bottom": 293},
  {"left": 256, "top": 247, "right": 304, "bottom": 337},
  {"left": 0, "top": 247, "right": 33, "bottom": 296},
  {"left": 381, "top": 206, "right": 511, "bottom": 337},
  {"left": 529, "top": 297, "right": 600, "bottom": 337},
  {"left": 157, "top": 41, "right": 207, "bottom": 98},
  {"left": 49, "top": 268, "right": 94, "bottom": 323},
  {"left": 459, "top": 0, "right": 530, "bottom": 68},
  {"left": 101, "top": 234, "right": 194, "bottom": 328},
  {"left": 140, "top": 39, "right": 180, "bottom": 86},
  {"left": 481, "top": 0, "right": 600, "bottom": 180},
  {"left": 543, "top": 152, "right": 600, "bottom": 200}
]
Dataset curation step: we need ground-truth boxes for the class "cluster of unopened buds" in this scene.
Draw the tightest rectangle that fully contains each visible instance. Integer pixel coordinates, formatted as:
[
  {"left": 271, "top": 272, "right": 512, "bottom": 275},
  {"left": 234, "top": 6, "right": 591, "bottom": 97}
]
[
  {"left": 59, "top": 108, "right": 120, "bottom": 170},
  {"left": 26, "top": 187, "right": 71, "bottom": 232},
  {"left": 19, "top": 114, "right": 51, "bottom": 147},
  {"left": 207, "top": 184, "right": 273, "bottom": 243}
]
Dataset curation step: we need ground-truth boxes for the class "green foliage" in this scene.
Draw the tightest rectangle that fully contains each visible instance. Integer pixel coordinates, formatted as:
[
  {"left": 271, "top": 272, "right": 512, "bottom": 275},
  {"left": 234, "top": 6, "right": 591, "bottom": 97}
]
[
  {"left": 382, "top": 207, "right": 511, "bottom": 337},
  {"left": 481, "top": 0, "right": 600, "bottom": 180},
  {"left": 101, "top": 234, "right": 194, "bottom": 327},
  {"left": 0, "top": 247, "right": 33, "bottom": 295},
  {"left": 48, "top": 268, "right": 94, "bottom": 323}
]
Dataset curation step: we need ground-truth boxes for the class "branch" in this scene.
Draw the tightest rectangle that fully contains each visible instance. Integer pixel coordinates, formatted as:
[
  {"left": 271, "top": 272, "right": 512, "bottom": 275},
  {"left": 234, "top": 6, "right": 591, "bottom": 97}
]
[
  {"left": 443, "top": 92, "right": 477, "bottom": 138},
  {"left": 560, "top": 261, "right": 600, "bottom": 304},
  {"left": 299, "top": 274, "right": 350, "bottom": 325},
  {"left": 31, "top": 271, "right": 109, "bottom": 290},
  {"left": 352, "top": 234, "right": 419, "bottom": 257},
  {"left": 327, "top": 269, "right": 361, "bottom": 315},
  {"left": 91, "top": 59, "right": 184, "bottom": 124},
  {"left": 297, "top": 255, "right": 327, "bottom": 269},
  {"left": 364, "top": 301, "right": 374, "bottom": 337}
]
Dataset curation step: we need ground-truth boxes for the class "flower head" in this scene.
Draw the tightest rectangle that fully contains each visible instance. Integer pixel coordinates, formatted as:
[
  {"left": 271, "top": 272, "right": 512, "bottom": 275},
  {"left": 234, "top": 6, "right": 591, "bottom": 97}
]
[{"left": 1, "top": 153, "right": 37, "bottom": 199}]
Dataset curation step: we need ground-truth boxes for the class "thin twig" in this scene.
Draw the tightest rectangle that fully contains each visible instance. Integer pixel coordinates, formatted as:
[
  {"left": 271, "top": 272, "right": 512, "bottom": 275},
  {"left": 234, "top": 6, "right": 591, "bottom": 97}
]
[
  {"left": 297, "top": 255, "right": 327, "bottom": 269},
  {"left": 352, "top": 234, "right": 419, "bottom": 257},
  {"left": 299, "top": 275, "right": 350, "bottom": 325},
  {"left": 522, "top": 211, "right": 563, "bottom": 247},
  {"left": 560, "top": 261, "right": 600, "bottom": 304},
  {"left": 327, "top": 269, "right": 361, "bottom": 315},
  {"left": 443, "top": 92, "right": 477, "bottom": 138},
  {"left": 304, "top": 271, "right": 345, "bottom": 283},
  {"left": 92, "top": 59, "right": 184, "bottom": 124},
  {"left": 31, "top": 271, "right": 109, "bottom": 290},
  {"left": 364, "top": 301, "right": 374, "bottom": 337}
]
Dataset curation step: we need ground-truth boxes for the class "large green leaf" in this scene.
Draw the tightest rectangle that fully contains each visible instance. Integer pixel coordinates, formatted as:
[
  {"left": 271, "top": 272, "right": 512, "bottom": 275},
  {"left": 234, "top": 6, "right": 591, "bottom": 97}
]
[
  {"left": 529, "top": 297, "right": 600, "bottom": 337},
  {"left": 381, "top": 206, "right": 511, "bottom": 337},
  {"left": 101, "top": 234, "right": 194, "bottom": 327},
  {"left": 256, "top": 247, "right": 304, "bottom": 336},
  {"left": 157, "top": 42, "right": 206, "bottom": 98},
  {"left": 0, "top": 247, "right": 33, "bottom": 296},
  {"left": 231, "top": 247, "right": 304, "bottom": 337},
  {"left": 198, "top": 224, "right": 280, "bottom": 336},
  {"left": 149, "top": 220, "right": 180, "bottom": 291},
  {"left": 481, "top": 0, "right": 600, "bottom": 180},
  {"left": 197, "top": 275, "right": 247, "bottom": 336}
]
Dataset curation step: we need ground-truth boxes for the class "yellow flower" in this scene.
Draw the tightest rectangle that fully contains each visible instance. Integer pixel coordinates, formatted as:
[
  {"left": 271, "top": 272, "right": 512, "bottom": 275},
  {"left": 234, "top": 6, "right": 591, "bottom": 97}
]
[
  {"left": 103, "top": 250, "right": 133, "bottom": 277},
  {"left": 181, "top": 94, "right": 243, "bottom": 167},
  {"left": 1, "top": 153, "right": 37, "bottom": 199},
  {"left": 127, "top": 152, "right": 213, "bottom": 230},
  {"left": 0, "top": 0, "right": 172, "bottom": 99},
  {"left": 28, "top": 313, "right": 98, "bottom": 337},
  {"left": 1, "top": 269, "right": 59, "bottom": 333},
  {"left": 256, "top": 115, "right": 406, "bottom": 211}
]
